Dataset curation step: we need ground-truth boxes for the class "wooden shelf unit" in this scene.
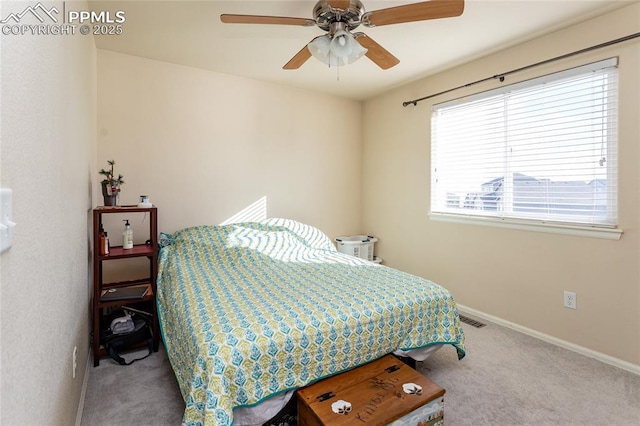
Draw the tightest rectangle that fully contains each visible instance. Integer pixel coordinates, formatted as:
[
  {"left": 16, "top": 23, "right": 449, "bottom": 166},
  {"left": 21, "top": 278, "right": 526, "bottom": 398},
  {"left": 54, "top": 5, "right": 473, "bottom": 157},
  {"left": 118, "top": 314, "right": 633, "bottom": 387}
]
[{"left": 92, "top": 205, "right": 159, "bottom": 366}]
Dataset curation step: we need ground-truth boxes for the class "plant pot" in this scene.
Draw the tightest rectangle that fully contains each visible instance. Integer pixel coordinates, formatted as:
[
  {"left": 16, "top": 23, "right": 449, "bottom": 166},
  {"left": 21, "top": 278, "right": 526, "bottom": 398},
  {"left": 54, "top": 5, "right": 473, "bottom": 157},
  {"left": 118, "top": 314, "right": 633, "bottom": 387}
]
[{"left": 101, "top": 182, "right": 119, "bottom": 206}]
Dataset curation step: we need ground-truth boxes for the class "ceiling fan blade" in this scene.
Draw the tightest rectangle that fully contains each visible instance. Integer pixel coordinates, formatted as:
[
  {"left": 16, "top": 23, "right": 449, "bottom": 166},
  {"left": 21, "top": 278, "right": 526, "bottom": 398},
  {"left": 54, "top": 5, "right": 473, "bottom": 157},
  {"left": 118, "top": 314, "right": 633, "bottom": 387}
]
[
  {"left": 355, "top": 34, "right": 399, "bottom": 70},
  {"left": 363, "top": 0, "right": 464, "bottom": 27},
  {"left": 220, "top": 14, "right": 315, "bottom": 26},
  {"left": 283, "top": 38, "right": 319, "bottom": 70},
  {"left": 327, "top": 0, "right": 352, "bottom": 9}
]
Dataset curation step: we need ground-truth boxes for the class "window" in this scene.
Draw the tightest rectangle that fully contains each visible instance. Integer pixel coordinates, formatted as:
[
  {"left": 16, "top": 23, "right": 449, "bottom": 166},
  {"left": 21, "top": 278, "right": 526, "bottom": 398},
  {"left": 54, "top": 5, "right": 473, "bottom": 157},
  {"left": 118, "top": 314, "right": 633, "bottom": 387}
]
[{"left": 431, "top": 58, "right": 619, "bottom": 237}]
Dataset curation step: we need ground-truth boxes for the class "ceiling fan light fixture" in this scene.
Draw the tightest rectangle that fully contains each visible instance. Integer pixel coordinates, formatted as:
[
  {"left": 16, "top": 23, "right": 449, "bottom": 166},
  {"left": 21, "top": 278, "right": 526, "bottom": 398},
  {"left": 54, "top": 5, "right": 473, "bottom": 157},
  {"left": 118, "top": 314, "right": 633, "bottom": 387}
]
[
  {"left": 308, "top": 35, "right": 332, "bottom": 62},
  {"left": 308, "top": 30, "right": 367, "bottom": 67},
  {"left": 330, "top": 29, "right": 367, "bottom": 64}
]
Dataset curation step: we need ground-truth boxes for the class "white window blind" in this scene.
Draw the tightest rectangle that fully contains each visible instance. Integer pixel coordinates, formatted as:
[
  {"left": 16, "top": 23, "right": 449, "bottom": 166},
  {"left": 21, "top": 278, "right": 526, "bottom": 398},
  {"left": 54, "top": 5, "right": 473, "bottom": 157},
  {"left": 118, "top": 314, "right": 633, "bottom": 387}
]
[{"left": 431, "top": 58, "right": 618, "bottom": 229}]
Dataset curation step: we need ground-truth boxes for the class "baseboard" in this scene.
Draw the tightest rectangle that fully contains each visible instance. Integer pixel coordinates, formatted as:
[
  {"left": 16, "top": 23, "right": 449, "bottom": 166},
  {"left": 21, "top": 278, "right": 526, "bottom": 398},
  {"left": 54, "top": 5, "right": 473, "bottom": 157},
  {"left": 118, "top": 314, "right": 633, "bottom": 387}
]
[
  {"left": 457, "top": 304, "right": 640, "bottom": 376},
  {"left": 75, "top": 350, "right": 91, "bottom": 426}
]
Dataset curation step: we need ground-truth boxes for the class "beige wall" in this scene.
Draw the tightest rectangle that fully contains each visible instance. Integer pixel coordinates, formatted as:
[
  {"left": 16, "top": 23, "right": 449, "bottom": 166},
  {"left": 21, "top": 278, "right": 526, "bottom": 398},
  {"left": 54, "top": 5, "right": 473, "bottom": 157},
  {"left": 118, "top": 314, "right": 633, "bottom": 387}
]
[
  {"left": 0, "top": 2, "right": 97, "bottom": 424},
  {"left": 363, "top": 3, "right": 640, "bottom": 367},
  {"left": 97, "top": 50, "right": 362, "bottom": 245}
]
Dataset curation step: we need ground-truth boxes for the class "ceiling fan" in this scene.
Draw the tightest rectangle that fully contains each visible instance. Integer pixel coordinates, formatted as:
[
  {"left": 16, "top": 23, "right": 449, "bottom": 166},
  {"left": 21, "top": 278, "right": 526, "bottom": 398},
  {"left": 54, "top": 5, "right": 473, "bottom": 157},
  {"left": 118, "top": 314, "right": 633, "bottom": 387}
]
[{"left": 220, "top": 0, "right": 465, "bottom": 70}]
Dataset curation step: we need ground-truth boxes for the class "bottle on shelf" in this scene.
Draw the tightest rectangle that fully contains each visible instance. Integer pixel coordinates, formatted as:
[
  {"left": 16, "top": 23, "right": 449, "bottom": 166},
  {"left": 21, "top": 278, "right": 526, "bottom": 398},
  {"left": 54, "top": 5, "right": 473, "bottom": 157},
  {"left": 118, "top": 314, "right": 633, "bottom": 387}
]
[
  {"left": 122, "top": 219, "right": 133, "bottom": 249},
  {"left": 103, "top": 231, "right": 110, "bottom": 255},
  {"left": 99, "top": 225, "right": 110, "bottom": 255}
]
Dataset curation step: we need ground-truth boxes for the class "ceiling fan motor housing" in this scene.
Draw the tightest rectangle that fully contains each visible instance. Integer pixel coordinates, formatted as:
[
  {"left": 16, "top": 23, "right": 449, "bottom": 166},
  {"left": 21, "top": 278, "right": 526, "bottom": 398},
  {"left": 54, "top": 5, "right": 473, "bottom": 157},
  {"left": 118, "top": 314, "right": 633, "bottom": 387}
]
[{"left": 314, "top": 0, "right": 365, "bottom": 32}]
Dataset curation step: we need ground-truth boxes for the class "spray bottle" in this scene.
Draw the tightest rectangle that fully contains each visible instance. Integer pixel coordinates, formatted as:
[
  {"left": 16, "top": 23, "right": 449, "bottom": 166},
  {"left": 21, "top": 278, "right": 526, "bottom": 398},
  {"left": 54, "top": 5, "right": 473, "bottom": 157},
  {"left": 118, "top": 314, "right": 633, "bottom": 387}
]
[{"left": 122, "top": 219, "right": 133, "bottom": 249}]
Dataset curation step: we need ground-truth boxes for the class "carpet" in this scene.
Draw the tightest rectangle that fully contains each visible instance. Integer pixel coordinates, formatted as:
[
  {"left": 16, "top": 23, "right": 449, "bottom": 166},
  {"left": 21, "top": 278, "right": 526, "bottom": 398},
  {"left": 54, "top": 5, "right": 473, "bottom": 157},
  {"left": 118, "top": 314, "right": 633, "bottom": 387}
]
[{"left": 81, "top": 315, "right": 640, "bottom": 425}]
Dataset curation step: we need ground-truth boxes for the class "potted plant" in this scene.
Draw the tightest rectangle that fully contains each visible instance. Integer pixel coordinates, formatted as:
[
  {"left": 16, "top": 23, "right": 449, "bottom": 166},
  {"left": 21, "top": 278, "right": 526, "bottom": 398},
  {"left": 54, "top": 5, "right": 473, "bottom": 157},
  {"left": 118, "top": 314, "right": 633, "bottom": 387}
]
[{"left": 99, "top": 160, "right": 125, "bottom": 206}]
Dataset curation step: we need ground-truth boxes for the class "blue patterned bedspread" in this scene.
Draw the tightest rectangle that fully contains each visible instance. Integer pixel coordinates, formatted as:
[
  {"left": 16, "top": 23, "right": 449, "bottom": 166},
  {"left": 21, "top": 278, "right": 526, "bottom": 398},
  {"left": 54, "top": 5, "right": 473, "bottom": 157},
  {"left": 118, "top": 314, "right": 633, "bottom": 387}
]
[{"left": 156, "top": 218, "right": 465, "bottom": 425}]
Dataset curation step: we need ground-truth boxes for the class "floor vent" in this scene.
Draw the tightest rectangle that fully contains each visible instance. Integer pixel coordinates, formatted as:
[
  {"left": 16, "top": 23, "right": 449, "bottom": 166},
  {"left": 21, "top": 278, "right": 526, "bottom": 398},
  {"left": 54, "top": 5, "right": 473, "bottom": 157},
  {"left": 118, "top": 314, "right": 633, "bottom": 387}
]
[{"left": 459, "top": 315, "right": 486, "bottom": 328}]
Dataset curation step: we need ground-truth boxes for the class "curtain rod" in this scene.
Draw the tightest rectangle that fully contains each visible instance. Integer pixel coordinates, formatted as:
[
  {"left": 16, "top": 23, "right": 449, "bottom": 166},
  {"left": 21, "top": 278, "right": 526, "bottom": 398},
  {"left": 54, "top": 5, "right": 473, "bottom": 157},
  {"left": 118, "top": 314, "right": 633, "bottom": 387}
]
[{"left": 402, "top": 31, "right": 640, "bottom": 107}]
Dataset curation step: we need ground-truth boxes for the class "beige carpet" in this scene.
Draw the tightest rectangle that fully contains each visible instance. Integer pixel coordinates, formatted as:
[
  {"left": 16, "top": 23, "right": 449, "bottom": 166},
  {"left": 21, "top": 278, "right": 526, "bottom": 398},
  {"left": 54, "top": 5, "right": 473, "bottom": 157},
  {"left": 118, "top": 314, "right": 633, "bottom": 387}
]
[
  {"left": 81, "top": 316, "right": 640, "bottom": 425},
  {"left": 422, "top": 319, "right": 640, "bottom": 425}
]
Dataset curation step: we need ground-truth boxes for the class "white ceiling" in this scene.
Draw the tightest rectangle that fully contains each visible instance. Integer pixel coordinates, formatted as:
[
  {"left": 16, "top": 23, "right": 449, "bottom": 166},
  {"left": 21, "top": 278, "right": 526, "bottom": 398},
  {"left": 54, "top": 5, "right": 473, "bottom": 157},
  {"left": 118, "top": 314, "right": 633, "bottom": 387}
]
[{"left": 91, "top": 1, "right": 632, "bottom": 100}]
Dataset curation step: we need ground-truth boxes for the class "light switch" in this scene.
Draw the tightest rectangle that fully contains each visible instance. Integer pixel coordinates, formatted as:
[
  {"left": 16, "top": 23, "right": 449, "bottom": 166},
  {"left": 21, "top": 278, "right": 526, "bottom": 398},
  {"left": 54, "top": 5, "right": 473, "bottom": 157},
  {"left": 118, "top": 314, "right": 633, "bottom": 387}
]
[{"left": 0, "top": 188, "right": 17, "bottom": 253}]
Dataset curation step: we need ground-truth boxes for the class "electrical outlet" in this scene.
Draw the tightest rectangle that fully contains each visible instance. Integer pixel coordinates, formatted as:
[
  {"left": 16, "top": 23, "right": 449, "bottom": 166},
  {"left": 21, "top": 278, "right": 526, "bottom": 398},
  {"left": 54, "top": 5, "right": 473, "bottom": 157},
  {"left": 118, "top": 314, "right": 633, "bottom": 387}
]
[
  {"left": 563, "top": 291, "right": 577, "bottom": 309},
  {"left": 72, "top": 346, "right": 78, "bottom": 379}
]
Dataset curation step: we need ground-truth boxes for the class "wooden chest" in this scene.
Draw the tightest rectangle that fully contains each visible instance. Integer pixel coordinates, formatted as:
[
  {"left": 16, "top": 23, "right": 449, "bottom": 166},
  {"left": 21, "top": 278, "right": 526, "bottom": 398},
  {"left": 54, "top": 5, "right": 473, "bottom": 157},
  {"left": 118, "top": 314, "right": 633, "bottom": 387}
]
[{"left": 297, "top": 354, "right": 445, "bottom": 426}]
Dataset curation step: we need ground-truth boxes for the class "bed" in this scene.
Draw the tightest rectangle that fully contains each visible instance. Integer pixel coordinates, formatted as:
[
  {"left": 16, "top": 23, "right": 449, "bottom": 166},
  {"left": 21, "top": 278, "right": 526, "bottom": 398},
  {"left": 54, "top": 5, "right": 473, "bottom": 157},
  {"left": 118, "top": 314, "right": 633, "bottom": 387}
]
[{"left": 156, "top": 218, "right": 466, "bottom": 426}]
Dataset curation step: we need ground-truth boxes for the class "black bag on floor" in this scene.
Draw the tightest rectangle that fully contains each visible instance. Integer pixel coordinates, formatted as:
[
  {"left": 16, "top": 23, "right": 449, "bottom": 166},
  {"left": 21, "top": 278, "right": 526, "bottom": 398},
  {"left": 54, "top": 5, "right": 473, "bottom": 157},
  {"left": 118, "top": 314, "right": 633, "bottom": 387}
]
[{"left": 101, "top": 308, "right": 153, "bottom": 366}]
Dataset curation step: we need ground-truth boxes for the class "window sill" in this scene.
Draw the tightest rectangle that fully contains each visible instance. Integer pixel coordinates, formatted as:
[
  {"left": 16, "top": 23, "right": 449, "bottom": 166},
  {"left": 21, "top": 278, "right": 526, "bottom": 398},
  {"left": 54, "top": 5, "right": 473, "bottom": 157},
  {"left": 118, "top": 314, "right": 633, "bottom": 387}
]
[{"left": 429, "top": 213, "right": 622, "bottom": 240}]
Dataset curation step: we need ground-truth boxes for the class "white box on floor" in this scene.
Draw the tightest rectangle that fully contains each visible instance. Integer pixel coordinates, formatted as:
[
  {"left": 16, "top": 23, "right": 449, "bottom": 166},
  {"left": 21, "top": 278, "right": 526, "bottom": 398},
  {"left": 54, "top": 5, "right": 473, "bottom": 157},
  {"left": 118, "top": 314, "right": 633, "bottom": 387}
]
[{"left": 334, "top": 235, "right": 377, "bottom": 261}]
